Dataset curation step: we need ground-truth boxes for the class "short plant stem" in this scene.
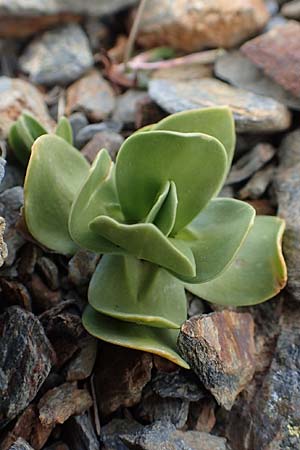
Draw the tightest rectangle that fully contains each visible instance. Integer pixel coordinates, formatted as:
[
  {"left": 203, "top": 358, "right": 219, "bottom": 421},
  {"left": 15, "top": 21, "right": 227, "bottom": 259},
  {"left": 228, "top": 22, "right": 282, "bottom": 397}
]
[{"left": 124, "top": 0, "right": 147, "bottom": 70}]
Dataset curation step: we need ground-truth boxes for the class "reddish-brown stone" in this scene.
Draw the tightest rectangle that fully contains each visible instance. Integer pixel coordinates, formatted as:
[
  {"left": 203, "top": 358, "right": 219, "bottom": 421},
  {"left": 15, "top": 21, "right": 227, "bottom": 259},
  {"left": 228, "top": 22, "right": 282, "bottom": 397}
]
[{"left": 242, "top": 21, "right": 300, "bottom": 98}]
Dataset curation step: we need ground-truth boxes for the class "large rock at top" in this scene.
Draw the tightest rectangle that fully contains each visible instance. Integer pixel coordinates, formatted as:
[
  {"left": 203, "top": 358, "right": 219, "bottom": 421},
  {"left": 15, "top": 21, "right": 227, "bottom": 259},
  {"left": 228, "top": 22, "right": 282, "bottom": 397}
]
[
  {"left": 19, "top": 24, "right": 93, "bottom": 86},
  {"left": 149, "top": 78, "right": 291, "bottom": 133},
  {"left": 136, "top": 0, "right": 269, "bottom": 52},
  {"left": 0, "top": 0, "right": 138, "bottom": 37},
  {"left": 0, "top": 0, "right": 137, "bottom": 16}
]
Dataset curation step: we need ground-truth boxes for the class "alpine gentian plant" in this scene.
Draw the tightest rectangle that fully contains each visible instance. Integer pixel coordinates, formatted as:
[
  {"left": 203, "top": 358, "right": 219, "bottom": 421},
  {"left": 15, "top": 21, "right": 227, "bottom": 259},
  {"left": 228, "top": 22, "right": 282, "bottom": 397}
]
[{"left": 10, "top": 107, "right": 287, "bottom": 368}]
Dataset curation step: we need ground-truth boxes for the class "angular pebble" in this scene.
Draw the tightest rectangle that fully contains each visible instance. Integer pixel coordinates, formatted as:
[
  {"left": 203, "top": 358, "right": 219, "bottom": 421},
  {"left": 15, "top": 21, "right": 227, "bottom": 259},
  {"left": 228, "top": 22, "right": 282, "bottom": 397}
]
[
  {"left": 178, "top": 311, "right": 256, "bottom": 410},
  {"left": 19, "top": 24, "right": 93, "bottom": 86},
  {"left": 242, "top": 21, "right": 300, "bottom": 98},
  {"left": 215, "top": 50, "right": 300, "bottom": 110},
  {"left": 113, "top": 89, "right": 148, "bottom": 127},
  {"left": 0, "top": 306, "right": 54, "bottom": 427},
  {"left": 81, "top": 131, "right": 124, "bottom": 162},
  {"left": 64, "top": 413, "right": 99, "bottom": 450},
  {"left": 149, "top": 78, "right": 291, "bottom": 133},
  {"left": 66, "top": 70, "right": 115, "bottom": 121},
  {"left": 95, "top": 344, "right": 153, "bottom": 416},
  {"left": 0, "top": 76, "right": 53, "bottom": 138}
]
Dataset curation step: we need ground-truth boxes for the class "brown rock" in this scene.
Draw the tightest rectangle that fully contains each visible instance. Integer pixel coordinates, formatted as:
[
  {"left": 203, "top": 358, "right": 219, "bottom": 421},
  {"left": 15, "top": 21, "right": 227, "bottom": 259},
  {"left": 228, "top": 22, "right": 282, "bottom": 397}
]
[
  {"left": 38, "top": 383, "right": 92, "bottom": 426},
  {"left": 188, "top": 398, "right": 216, "bottom": 433},
  {"left": 0, "top": 279, "right": 31, "bottom": 311},
  {"left": 0, "top": 14, "right": 81, "bottom": 38},
  {"left": 66, "top": 70, "right": 116, "bottom": 122},
  {"left": 178, "top": 311, "right": 256, "bottom": 410},
  {"left": 95, "top": 344, "right": 153, "bottom": 416},
  {"left": 66, "top": 335, "right": 98, "bottom": 381},
  {"left": 1, "top": 406, "right": 36, "bottom": 450},
  {"left": 136, "top": 0, "right": 269, "bottom": 52},
  {"left": 28, "top": 273, "right": 62, "bottom": 313},
  {"left": 0, "top": 77, "right": 53, "bottom": 139},
  {"left": 81, "top": 131, "right": 124, "bottom": 162},
  {"left": 242, "top": 21, "right": 300, "bottom": 98}
]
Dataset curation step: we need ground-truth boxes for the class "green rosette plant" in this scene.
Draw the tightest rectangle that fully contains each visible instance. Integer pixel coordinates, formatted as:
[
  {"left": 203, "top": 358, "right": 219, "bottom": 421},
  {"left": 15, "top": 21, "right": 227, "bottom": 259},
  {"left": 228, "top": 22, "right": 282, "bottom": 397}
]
[{"left": 10, "top": 107, "right": 287, "bottom": 368}]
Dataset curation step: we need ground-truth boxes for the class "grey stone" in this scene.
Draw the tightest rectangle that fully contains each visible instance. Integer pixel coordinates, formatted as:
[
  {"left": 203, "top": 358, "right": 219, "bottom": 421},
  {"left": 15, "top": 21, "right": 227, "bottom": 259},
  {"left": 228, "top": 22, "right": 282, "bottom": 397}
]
[
  {"left": 9, "top": 438, "right": 34, "bottom": 450},
  {"left": 0, "top": 164, "right": 24, "bottom": 193},
  {"left": 64, "top": 413, "right": 99, "bottom": 450},
  {"left": 0, "top": 306, "right": 54, "bottom": 427},
  {"left": 215, "top": 51, "right": 300, "bottom": 110},
  {"left": 101, "top": 418, "right": 143, "bottom": 450},
  {"left": 226, "top": 303, "right": 300, "bottom": 449},
  {"left": 149, "top": 78, "right": 291, "bottom": 133},
  {"left": 75, "top": 122, "right": 122, "bottom": 148},
  {"left": 68, "top": 250, "right": 100, "bottom": 287},
  {"left": 19, "top": 24, "right": 93, "bottom": 86},
  {"left": 0, "top": 0, "right": 138, "bottom": 17},
  {"left": 121, "top": 421, "right": 229, "bottom": 450},
  {"left": 151, "top": 371, "right": 205, "bottom": 402},
  {"left": 135, "top": 386, "right": 190, "bottom": 428},
  {"left": 0, "top": 157, "right": 5, "bottom": 183},
  {"left": 275, "top": 164, "right": 300, "bottom": 301},
  {"left": 113, "top": 90, "right": 148, "bottom": 127},
  {"left": 278, "top": 129, "right": 300, "bottom": 169},
  {"left": 69, "top": 112, "right": 89, "bottom": 144},
  {"left": 0, "top": 187, "right": 25, "bottom": 265}
]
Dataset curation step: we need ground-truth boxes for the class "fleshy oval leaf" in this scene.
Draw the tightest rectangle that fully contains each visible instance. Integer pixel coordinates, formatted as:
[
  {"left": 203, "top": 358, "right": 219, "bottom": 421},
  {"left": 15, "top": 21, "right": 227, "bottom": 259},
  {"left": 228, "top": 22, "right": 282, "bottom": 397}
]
[
  {"left": 153, "top": 106, "right": 235, "bottom": 173},
  {"left": 175, "top": 198, "right": 255, "bottom": 283},
  {"left": 185, "top": 216, "right": 287, "bottom": 306},
  {"left": 55, "top": 116, "right": 73, "bottom": 145},
  {"left": 89, "top": 255, "right": 187, "bottom": 328},
  {"left": 116, "top": 130, "right": 227, "bottom": 234},
  {"left": 69, "top": 149, "right": 123, "bottom": 254},
  {"left": 89, "top": 216, "right": 196, "bottom": 277},
  {"left": 83, "top": 305, "right": 189, "bottom": 368},
  {"left": 24, "top": 134, "right": 89, "bottom": 254}
]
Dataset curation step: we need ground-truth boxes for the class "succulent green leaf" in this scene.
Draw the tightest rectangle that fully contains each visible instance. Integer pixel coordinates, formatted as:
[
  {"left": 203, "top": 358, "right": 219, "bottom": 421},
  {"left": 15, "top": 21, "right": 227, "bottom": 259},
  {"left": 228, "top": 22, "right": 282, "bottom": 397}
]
[
  {"left": 89, "top": 255, "right": 187, "bottom": 328},
  {"left": 24, "top": 135, "right": 89, "bottom": 254},
  {"left": 83, "top": 305, "right": 189, "bottom": 368},
  {"left": 144, "top": 181, "right": 170, "bottom": 224},
  {"left": 9, "top": 113, "right": 47, "bottom": 165},
  {"left": 116, "top": 130, "right": 227, "bottom": 234},
  {"left": 185, "top": 216, "right": 287, "bottom": 306},
  {"left": 175, "top": 198, "right": 255, "bottom": 283},
  {"left": 154, "top": 180, "right": 178, "bottom": 236},
  {"left": 89, "top": 216, "right": 196, "bottom": 277},
  {"left": 153, "top": 106, "right": 235, "bottom": 172},
  {"left": 55, "top": 116, "right": 73, "bottom": 145},
  {"left": 69, "top": 149, "right": 124, "bottom": 253}
]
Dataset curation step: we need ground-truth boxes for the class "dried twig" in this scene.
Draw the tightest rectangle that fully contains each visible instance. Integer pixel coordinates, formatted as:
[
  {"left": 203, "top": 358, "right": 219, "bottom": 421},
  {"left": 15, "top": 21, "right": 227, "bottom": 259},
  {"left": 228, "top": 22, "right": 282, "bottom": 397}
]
[{"left": 124, "top": 0, "right": 147, "bottom": 69}]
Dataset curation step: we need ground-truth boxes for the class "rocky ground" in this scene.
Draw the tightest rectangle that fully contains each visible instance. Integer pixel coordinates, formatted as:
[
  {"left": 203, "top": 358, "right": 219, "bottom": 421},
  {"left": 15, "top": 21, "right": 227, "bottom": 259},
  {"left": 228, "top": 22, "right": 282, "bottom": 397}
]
[{"left": 0, "top": 0, "right": 300, "bottom": 449}]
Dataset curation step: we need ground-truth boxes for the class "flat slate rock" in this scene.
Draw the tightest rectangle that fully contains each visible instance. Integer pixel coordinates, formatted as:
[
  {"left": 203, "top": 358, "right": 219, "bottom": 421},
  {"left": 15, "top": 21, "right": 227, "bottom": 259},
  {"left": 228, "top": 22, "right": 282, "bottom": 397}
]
[
  {"left": 121, "top": 421, "right": 229, "bottom": 450},
  {"left": 64, "top": 413, "right": 99, "bottom": 450},
  {"left": 242, "top": 21, "right": 300, "bottom": 98},
  {"left": 215, "top": 50, "right": 300, "bottom": 110},
  {"left": 149, "top": 78, "right": 291, "bottom": 133},
  {"left": 19, "top": 24, "right": 93, "bottom": 86},
  {"left": 178, "top": 311, "right": 256, "bottom": 410},
  {"left": 0, "top": 306, "right": 54, "bottom": 427}
]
